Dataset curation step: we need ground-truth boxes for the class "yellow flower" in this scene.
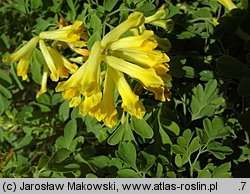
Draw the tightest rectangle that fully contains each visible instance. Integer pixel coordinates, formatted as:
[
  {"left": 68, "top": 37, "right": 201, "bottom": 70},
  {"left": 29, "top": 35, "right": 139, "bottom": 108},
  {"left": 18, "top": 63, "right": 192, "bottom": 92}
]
[
  {"left": 88, "top": 67, "right": 118, "bottom": 128},
  {"left": 109, "top": 67, "right": 145, "bottom": 119},
  {"left": 107, "top": 30, "right": 170, "bottom": 69},
  {"left": 39, "top": 21, "right": 87, "bottom": 47},
  {"left": 78, "top": 41, "right": 102, "bottom": 97},
  {"left": 48, "top": 46, "right": 78, "bottom": 75},
  {"left": 79, "top": 92, "right": 102, "bottom": 116},
  {"left": 217, "top": 0, "right": 237, "bottom": 10},
  {"left": 56, "top": 41, "right": 102, "bottom": 109},
  {"left": 39, "top": 39, "right": 78, "bottom": 81},
  {"left": 144, "top": 5, "right": 174, "bottom": 29},
  {"left": 39, "top": 40, "right": 59, "bottom": 81},
  {"left": 101, "top": 11, "right": 171, "bottom": 103},
  {"left": 36, "top": 64, "right": 49, "bottom": 99},
  {"left": 3, "top": 36, "right": 40, "bottom": 80},
  {"left": 102, "top": 55, "right": 164, "bottom": 90},
  {"left": 101, "top": 12, "right": 144, "bottom": 48}
]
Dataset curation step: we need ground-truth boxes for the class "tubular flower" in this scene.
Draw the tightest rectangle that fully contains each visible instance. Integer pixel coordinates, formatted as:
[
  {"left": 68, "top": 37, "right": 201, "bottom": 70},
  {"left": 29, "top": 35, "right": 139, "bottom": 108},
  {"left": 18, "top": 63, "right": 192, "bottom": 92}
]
[
  {"left": 36, "top": 65, "right": 49, "bottom": 99},
  {"left": 144, "top": 5, "right": 174, "bottom": 29},
  {"left": 102, "top": 55, "right": 164, "bottom": 89},
  {"left": 39, "top": 39, "right": 78, "bottom": 81},
  {"left": 101, "top": 12, "right": 144, "bottom": 48},
  {"left": 88, "top": 67, "right": 118, "bottom": 128},
  {"left": 101, "top": 16, "right": 172, "bottom": 102},
  {"left": 109, "top": 67, "right": 146, "bottom": 119},
  {"left": 39, "top": 21, "right": 87, "bottom": 47},
  {"left": 3, "top": 36, "right": 40, "bottom": 80},
  {"left": 56, "top": 41, "right": 102, "bottom": 110},
  {"left": 217, "top": 0, "right": 237, "bottom": 10}
]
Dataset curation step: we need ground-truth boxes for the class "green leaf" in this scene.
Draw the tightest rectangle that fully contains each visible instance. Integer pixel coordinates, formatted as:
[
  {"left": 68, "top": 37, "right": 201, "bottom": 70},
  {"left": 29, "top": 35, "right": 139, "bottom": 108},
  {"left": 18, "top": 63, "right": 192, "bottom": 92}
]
[
  {"left": 138, "top": 151, "right": 156, "bottom": 172},
  {"left": 209, "top": 151, "right": 226, "bottom": 160},
  {"left": 190, "top": 80, "right": 224, "bottom": 120},
  {"left": 51, "top": 149, "right": 71, "bottom": 164},
  {"left": 160, "top": 117, "right": 180, "bottom": 136},
  {"left": 122, "top": 121, "right": 136, "bottom": 142},
  {"left": 193, "top": 8, "right": 212, "bottom": 18},
  {"left": 116, "top": 142, "right": 137, "bottom": 169},
  {"left": 172, "top": 145, "right": 186, "bottom": 154},
  {"left": 37, "top": 155, "right": 50, "bottom": 170},
  {"left": 0, "top": 95, "right": 5, "bottom": 114},
  {"left": 107, "top": 125, "right": 124, "bottom": 145},
  {"left": 90, "top": 156, "right": 110, "bottom": 169},
  {"left": 87, "top": 31, "right": 101, "bottom": 49},
  {"left": 104, "top": 0, "right": 119, "bottom": 11},
  {"left": 117, "top": 169, "right": 141, "bottom": 178},
  {"left": 51, "top": 93, "right": 63, "bottom": 105},
  {"left": 203, "top": 118, "right": 213, "bottom": 138},
  {"left": 64, "top": 119, "right": 77, "bottom": 148},
  {"left": 131, "top": 116, "right": 154, "bottom": 139},
  {"left": 212, "top": 163, "right": 231, "bottom": 178},
  {"left": 0, "top": 70, "right": 12, "bottom": 84},
  {"left": 175, "top": 154, "right": 182, "bottom": 168},
  {"left": 67, "top": 0, "right": 77, "bottom": 20},
  {"left": 90, "top": 13, "right": 102, "bottom": 33},
  {"left": 136, "top": 3, "right": 156, "bottom": 16},
  {"left": 0, "top": 84, "right": 12, "bottom": 98},
  {"left": 182, "top": 66, "right": 197, "bottom": 78},
  {"left": 216, "top": 55, "right": 250, "bottom": 78},
  {"left": 188, "top": 136, "right": 200, "bottom": 154},
  {"left": 109, "top": 158, "right": 123, "bottom": 170},
  {"left": 155, "top": 163, "right": 163, "bottom": 178},
  {"left": 159, "top": 127, "right": 172, "bottom": 144},
  {"left": 198, "top": 169, "right": 211, "bottom": 178},
  {"left": 59, "top": 100, "right": 70, "bottom": 121},
  {"left": 13, "top": 0, "right": 26, "bottom": 13},
  {"left": 86, "top": 173, "right": 97, "bottom": 178},
  {"left": 16, "top": 133, "right": 33, "bottom": 149},
  {"left": 199, "top": 70, "right": 214, "bottom": 81},
  {"left": 30, "top": 0, "right": 43, "bottom": 9},
  {"left": 207, "top": 141, "right": 233, "bottom": 159},
  {"left": 203, "top": 117, "right": 230, "bottom": 140},
  {"left": 182, "top": 129, "right": 193, "bottom": 145},
  {"left": 55, "top": 136, "right": 66, "bottom": 150}
]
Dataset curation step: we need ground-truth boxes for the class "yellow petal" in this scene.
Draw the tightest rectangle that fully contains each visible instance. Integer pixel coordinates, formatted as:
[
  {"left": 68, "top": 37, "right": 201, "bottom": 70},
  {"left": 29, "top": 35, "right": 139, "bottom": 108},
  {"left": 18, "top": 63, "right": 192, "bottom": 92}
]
[
  {"left": 154, "top": 64, "right": 170, "bottom": 75},
  {"left": 89, "top": 67, "right": 118, "bottom": 127},
  {"left": 69, "top": 96, "right": 81, "bottom": 107},
  {"left": 102, "top": 55, "right": 164, "bottom": 88},
  {"left": 17, "top": 58, "right": 29, "bottom": 80},
  {"left": 145, "top": 9, "right": 167, "bottom": 23},
  {"left": 79, "top": 41, "right": 101, "bottom": 97},
  {"left": 55, "top": 63, "right": 86, "bottom": 96},
  {"left": 39, "top": 40, "right": 59, "bottom": 81},
  {"left": 109, "top": 30, "right": 154, "bottom": 50},
  {"left": 146, "top": 86, "right": 166, "bottom": 101},
  {"left": 69, "top": 44, "right": 90, "bottom": 56},
  {"left": 39, "top": 21, "right": 85, "bottom": 45},
  {"left": 47, "top": 47, "right": 78, "bottom": 75},
  {"left": 217, "top": 0, "right": 237, "bottom": 10},
  {"left": 79, "top": 92, "right": 102, "bottom": 116},
  {"left": 3, "top": 36, "right": 40, "bottom": 62},
  {"left": 36, "top": 65, "right": 49, "bottom": 99},
  {"left": 101, "top": 12, "right": 144, "bottom": 48},
  {"left": 112, "top": 49, "right": 168, "bottom": 68},
  {"left": 109, "top": 67, "right": 145, "bottom": 119}
]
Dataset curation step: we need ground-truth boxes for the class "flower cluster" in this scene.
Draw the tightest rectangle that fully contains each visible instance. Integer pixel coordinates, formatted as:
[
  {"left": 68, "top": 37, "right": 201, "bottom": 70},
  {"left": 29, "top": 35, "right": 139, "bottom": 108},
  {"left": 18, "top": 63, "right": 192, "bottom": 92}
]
[{"left": 3, "top": 11, "right": 172, "bottom": 128}]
